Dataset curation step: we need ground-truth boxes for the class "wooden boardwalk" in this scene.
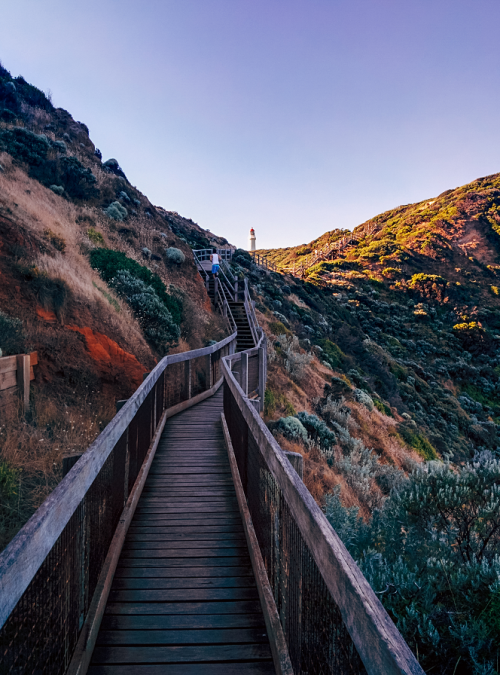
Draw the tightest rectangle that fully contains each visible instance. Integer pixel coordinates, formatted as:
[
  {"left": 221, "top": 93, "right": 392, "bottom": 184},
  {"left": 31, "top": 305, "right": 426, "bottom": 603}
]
[{"left": 88, "top": 388, "right": 275, "bottom": 674}]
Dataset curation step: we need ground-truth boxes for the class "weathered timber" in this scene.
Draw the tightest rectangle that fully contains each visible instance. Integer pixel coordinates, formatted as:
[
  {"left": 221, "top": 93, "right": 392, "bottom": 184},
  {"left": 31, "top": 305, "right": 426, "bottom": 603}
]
[{"left": 222, "top": 355, "right": 424, "bottom": 675}]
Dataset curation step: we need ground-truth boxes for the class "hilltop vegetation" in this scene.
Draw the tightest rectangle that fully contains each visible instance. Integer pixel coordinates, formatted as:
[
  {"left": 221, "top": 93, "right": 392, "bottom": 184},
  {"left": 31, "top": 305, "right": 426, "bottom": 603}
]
[{"left": 244, "top": 180, "right": 500, "bottom": 673}]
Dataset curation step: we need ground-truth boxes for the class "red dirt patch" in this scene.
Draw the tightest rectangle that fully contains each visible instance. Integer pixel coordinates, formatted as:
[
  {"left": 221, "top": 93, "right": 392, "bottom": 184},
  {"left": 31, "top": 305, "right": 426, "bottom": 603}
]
[
  {"left": 66, "top": 325, "right": 145, "bottom": 389},
  {"left": 36, "top": 307, "right": 57, "bottom": 322}
]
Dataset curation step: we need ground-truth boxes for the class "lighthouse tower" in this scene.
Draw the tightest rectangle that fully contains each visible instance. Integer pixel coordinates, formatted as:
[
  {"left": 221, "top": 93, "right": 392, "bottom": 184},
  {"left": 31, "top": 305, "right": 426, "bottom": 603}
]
[{"left": 249, "top": 228, "right": 256, "bottom": 252}]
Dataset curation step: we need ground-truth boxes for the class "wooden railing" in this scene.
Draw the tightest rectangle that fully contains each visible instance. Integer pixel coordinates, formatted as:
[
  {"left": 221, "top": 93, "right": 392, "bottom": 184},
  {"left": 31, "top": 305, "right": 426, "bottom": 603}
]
[
  {"left": 221, "top": 351, "right": 424, "bottom": 675},
  {"left": 0, "top": 333, "right": 237, "bottom": 675},
  {"left": 250, "top": 252, "right": 279, "bottom": 272},
  {"left": 0, "top": 351, "right": 37, "bottom": 410}
]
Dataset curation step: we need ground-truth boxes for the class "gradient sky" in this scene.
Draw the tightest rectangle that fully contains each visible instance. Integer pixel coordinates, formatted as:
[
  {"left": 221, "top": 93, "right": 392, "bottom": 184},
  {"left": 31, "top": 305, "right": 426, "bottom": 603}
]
[{"left": 1, "top": 0, "right": 500, "bottom": 249}]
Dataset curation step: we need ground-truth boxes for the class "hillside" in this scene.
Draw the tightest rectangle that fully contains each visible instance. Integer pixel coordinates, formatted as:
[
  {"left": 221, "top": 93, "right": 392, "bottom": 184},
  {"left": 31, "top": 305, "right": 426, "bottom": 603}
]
[
  {"left": 233, "top": 181, "right": 500, "bottom": 673},
  {"left": 0, "top": 63, "right": 227, "bottom": 548}
]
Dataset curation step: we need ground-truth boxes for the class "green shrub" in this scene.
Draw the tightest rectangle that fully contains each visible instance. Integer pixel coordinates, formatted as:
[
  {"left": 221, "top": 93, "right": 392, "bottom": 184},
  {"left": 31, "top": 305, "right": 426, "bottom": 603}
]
[
  {"left": 264, "top": 389, "right": 296, "bottom": 417},
  {"left": 58, "top": 156, "right": 97, "bottom": 199},
  {"left": 398, "top": 424, "right": 437, "bottom": 460},
  {"left": 110, "top": 271, "right": 180, "bottom": 351},
  {"left": 165, "top": 247, "right": 185, "bottom": 265},
  {"left": 296, "top": 411, "right": 336, "bottom": 450},
  {"left": 317, "top": 339, "right": 345, "bottom": 368},
  {"left": 105, "top": 201, "right": 127, "bottom": 221},
  {"left": 0, "top": 311, "right": 25, "bottom": 355},
  {"left": 269, "top": 321, "right": 289, "bottom": 335},
  {"left": 373, "top": 398, "right": 392, "bottom": 416},
  {"left": 87, "top": 228, "right": 105, "bottom": 246},
  {"left": 89, "top": 248, "right": 182, "bottom": 325},
  {"left": 0, "top": 127, "right": 50, "bottom": 165},
  {"left": 51, "top": 140, "right": 67, "bottom": 153},
  {"left": 49, "top": 184, "right": 64, "bottom": 195},
  {"left": 0, "top": 461, "right": 18, "bottom": 504}
]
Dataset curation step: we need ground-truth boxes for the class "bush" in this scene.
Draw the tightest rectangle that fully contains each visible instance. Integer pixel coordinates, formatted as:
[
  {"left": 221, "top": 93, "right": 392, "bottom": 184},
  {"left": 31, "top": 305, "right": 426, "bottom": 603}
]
[
  {"left": 398, "top": 424, "right": 437, "bottom": 460},
  {"left": 105, "top": 201, "right": 127, "bottom": 221},
  {"left": 0, "top": 311, "right": 26, "bottom": 355},
  {"left": 277, "top": 333, "right": 313, "bottom": 381},
  {"left": 165, "top": 247, "right": 185, "bottom": 265},
  {"left": 51, "top": 140, "right": 67, "bottom": 153},
  {"left": 49, "top": 184, "right": 64, "bottom": 195},
  {"left": 103, "top": 158, "right": 127, "bottom": 179},
  {"left": 232, "top": 248, "right": 253, "bottom": 269},
  {"left": 296, "top": 411, "right": 336, "bottom": 451},
  {"left": 328, "top": 453, "right": 500, "bottom": 674},
  {"left": 317, "top": 339, "right": 345, "bottom": 368},
  {"left": 0, "top": 127, "right": 49, "bottom": 165},
  {"left": 111, "top": 271, "right": 180, "bottom": 351},
  {"left": 89, "top": 248, "right": 182, "bottom": 325},
  {"left": 353, "top": 388, "right": 374, "bottom": 410},
  {"left": 87, "top": 228, "right": 105, "bottom": 246},
  {"left": 58, "top": 156, "right": 97, "bottom": 199},
  {"left": 272, "top": 416, "right": 308, "bottom": 444}
]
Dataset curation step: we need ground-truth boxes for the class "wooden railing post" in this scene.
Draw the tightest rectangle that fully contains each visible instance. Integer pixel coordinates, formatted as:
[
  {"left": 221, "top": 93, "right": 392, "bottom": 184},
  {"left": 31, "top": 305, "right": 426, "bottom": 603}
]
[
  {"left": 214, "top": 276, "right": 219, "bottom": 306},
  {"left": 185, "top": 360, "right": 192, "bottom": 400},
  {"left": 240, "top": 352, "right": 248, "bottom": 396},
  {"left": 258, "top": 346, "right": 265, "bottom": 412},
  {"left": 16, "top": 354, "right": 30, "bottom": 411},
  {"left": 207, "top": 354, "right": 213, "bottom": 389},
  {"left": 234, "top": 280, "right": 238, "bottom": 302}
]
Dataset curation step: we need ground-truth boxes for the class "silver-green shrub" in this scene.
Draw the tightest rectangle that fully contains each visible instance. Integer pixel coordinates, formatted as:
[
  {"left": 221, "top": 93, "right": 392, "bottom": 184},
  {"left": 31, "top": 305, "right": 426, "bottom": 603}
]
[
  {"left": 326, "top": 452, "right": 500, "bottom": 673},
  {"left": 353, "top": 388, "right": 374, "bottom": 410},
  {"left": 277, "top": 333, "right": 313, "bottom": 381},
  {"left": 165, "top": 247, "right": 185, "bottom": 265},
  {"left": 273, "top": 416, "right": 308, "bottom": 444},
  {"left": 49, "top": 184, "right": 64, "bottom": 195},
  {"left": 105, "top": 201, "right": 127, "bottom": 221},
  {"left": 111, "top": 270, "right": 179, "bottom": 351}
]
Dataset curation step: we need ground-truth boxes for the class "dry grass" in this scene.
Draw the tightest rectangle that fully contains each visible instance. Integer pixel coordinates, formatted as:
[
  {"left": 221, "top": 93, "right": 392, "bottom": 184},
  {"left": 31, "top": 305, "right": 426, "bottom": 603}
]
[{"left": 0, "top": 390, "right": 114, "bottom": 550}]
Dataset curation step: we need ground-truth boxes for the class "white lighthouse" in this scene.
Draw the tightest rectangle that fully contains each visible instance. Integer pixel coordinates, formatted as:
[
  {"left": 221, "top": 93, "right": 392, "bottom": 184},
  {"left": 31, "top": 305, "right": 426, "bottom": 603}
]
[{"left": 249, "top": 228, "right": 256, "bottom": 252}]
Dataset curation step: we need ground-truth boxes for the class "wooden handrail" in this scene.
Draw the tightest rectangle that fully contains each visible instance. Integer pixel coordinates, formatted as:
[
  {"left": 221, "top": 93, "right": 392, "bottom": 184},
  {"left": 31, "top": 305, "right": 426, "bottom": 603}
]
[
  {"left": 0, "top": 332, "right": 237, "bottom": 631},
  {"left": 221, "top": 354, "right": 424, "bottom": 675}
]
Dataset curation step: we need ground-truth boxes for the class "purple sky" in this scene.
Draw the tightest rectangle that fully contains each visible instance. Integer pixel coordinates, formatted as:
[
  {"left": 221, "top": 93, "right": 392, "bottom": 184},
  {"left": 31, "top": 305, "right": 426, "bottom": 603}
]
[{"left": 2, "top": 0, "right": 500, "bottom": 249}]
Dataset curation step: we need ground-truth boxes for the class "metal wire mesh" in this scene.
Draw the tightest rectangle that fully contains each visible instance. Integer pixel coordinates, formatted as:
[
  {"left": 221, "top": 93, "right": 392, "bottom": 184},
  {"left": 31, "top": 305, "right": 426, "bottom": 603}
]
[
  {"left": 1, "top": 345, "right": 231, "bottom": 674},
  {"left": 224, "top": 380, "right": 367, "bottom": 675}
]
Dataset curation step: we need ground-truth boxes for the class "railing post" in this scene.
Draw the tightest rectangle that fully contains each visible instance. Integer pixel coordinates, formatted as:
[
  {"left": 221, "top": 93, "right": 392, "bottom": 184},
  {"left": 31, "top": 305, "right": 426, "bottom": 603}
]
[
  {"left": 234, "top": 280, "right": 238, "bottom": 302},
  {"left": 16, "top": 354, "right": 30, "bottom": 411},
  {"left": 258, "top": 346, "right": 265, "bottom": 412},
  {"left": 185, "top": 359, "right": 192, "bottom": 400},
  {"left": 214, "top": 276, "right": 219, "bottom": 306},
  {"left": 240, "top": 352, "right": 248, "bottom": 396},
  {"left": 207, "top": 353, "right": 213, "bottom": 389}
]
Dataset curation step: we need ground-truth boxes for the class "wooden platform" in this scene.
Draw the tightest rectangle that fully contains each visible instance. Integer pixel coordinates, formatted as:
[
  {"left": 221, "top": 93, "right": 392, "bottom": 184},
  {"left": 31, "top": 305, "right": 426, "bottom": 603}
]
[{"left": 88, "top": 389, "right": 275, "bottom": 674}]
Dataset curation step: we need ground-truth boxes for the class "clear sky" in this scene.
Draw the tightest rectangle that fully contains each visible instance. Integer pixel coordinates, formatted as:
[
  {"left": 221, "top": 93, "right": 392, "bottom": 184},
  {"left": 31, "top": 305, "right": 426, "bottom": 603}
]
[{"left": 1, "top": 0, "right": 500, "bottom": 249}]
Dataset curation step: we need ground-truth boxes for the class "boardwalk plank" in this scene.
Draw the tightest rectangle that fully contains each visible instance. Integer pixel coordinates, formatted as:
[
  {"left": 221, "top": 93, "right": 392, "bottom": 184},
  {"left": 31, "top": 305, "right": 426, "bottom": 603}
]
[{"left": 92, "top": 395, "right": 274, "bottom": 674}]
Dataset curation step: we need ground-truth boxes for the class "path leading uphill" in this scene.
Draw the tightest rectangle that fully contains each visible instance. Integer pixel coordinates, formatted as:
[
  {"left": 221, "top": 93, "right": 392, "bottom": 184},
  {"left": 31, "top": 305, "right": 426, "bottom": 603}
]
[{"left": 88, "top": 388, "right": 275, "bottom": 674}]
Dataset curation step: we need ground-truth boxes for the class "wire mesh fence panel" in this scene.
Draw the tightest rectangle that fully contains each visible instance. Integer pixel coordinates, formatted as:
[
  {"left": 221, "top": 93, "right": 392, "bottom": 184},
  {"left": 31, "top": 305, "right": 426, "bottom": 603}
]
[
  {"left": 164, "top": 361, "right": 188, "bottom": 409},
  {"left": 190, "top": 355, "right": 209, "bottom": 397},
  {"left": 0, "top": 335, "right": 237, "bottom": 675},
  {"left": 224, "top": 379, "right": 367, "bottom": 675}
]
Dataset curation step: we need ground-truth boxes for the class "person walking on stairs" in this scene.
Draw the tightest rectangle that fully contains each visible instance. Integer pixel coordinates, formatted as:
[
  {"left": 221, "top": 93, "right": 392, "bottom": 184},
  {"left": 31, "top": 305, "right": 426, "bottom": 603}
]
[{"left": 210, "top": 248, "right": 220, "bottom": 277}]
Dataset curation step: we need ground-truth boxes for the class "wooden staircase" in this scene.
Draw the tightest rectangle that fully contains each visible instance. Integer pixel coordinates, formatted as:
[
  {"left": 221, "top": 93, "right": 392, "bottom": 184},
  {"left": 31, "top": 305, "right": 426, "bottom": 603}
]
[{"left": 228, "top": 302, "right": 255, "bottom": 352}]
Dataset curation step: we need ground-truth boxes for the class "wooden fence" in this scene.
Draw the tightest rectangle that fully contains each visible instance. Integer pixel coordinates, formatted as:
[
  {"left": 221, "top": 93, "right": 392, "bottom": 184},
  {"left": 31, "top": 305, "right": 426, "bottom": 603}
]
[
  {"left": 0, "top": 352, "right": 38, "bottom": 410},
  {"left": 0, "top": 334, "right": 237, "bottom": 675},
  {"left": 222, "top": 350, "right": 424, "bottom": 675}
]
